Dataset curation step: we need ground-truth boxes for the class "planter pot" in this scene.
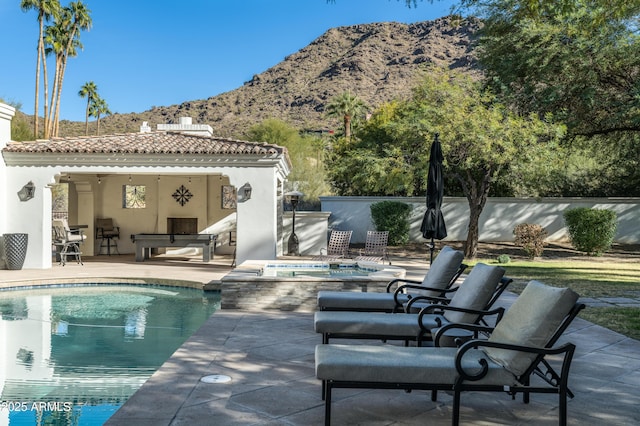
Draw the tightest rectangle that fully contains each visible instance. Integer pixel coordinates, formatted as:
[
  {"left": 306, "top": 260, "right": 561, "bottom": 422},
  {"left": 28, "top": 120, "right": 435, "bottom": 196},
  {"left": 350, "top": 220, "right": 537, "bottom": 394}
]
[{"left": 3, "top": 233, "right": 28, "bottom": 270}]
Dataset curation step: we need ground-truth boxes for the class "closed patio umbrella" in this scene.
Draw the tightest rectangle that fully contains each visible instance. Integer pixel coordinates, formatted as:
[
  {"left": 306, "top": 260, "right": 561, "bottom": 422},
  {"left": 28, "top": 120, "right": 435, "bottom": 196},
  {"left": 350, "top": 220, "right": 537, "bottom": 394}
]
[{"left": 420, "top": 133, "right": 447, "bottom": 264}]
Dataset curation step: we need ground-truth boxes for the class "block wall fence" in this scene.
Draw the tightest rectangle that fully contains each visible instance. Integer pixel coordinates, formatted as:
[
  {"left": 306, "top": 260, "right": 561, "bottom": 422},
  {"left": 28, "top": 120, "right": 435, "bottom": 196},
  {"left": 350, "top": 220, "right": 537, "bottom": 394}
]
[{"left": 308, "top": 197, "right": 640, "bottom": 246}]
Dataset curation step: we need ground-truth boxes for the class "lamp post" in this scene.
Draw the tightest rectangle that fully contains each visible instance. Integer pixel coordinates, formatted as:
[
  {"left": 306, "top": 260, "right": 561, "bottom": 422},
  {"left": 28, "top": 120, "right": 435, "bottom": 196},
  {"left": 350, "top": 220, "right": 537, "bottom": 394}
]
[{"left": 285, "top": 191, "right": 303, "bottom": 256}]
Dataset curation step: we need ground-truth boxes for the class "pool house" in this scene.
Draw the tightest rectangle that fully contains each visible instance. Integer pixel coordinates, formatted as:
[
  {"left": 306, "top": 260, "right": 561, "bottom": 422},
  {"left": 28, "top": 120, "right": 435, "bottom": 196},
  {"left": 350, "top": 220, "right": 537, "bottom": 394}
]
[{"left": 0, "top": 102, "right": 292, "bottom": 269}]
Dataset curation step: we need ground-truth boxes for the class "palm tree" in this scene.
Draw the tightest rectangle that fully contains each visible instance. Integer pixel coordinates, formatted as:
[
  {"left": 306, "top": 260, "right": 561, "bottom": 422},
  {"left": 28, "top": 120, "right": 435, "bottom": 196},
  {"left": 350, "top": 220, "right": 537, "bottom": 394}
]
[
  {"left": 53, "top": 1, "right": 91, "bottom": 137},
  {"left": 20, "top": 0, "right": 61, "bottom": 138},
  {"left": 79, "top": 81, "right": 97, "bottom": 135},
  {"left": 43, "top": 1, "right": 91, "bottom": 137},
  {"left": 89, "top": 96, "right": 111, "bottom": 135},
  {"left": 326, "top": 91, "right": 366, "bottom": 141}
]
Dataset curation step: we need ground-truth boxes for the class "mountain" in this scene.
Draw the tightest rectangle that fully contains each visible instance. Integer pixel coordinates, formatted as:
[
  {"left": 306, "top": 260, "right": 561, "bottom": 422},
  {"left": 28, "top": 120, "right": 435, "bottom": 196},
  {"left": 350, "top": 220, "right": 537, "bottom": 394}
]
[{"left": 58, "top": 16, "right": 481, "bottom": 139}]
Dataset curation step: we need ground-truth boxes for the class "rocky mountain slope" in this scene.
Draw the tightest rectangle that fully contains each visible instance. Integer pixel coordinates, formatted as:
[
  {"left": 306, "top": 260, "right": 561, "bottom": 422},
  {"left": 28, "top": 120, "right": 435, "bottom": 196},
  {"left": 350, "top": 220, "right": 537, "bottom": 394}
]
[{"left": 57, "top": 16, "right": 481, "bottom": 139}]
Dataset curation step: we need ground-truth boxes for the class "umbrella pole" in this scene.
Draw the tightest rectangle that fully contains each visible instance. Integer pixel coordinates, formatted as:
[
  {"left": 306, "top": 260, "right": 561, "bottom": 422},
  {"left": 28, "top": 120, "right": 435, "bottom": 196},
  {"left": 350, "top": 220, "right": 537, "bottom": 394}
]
[{"left": 429, "top": 237, "right": 435, "bottom": 265}]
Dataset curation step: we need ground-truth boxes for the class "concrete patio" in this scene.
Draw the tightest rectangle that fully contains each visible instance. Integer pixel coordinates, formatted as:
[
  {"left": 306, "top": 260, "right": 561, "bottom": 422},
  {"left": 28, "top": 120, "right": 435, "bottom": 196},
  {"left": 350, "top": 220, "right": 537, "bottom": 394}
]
[{"left": 1, "top": 253, "right": 639, "bottom": 425}]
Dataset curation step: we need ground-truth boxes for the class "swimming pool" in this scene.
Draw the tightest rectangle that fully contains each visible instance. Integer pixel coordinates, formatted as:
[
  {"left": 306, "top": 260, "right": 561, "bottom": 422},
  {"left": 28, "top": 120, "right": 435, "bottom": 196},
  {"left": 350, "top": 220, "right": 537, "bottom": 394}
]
[{"left": 0, "top": 284, "right": 220, "bottom": 425}]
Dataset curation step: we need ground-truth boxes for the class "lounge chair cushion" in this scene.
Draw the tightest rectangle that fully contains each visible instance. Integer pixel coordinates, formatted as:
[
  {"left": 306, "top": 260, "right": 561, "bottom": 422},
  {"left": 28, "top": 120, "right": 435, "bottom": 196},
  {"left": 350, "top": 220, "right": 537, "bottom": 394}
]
[
  {"left": 315, "top": 310, "right": 422, "bottom": 337},
  {"left": 316, "top": 246, "right": 462, "bottom": 311},
  {"left": 316, "top": 344, "right": 518, "bottom": 386},
  {"left": 317, "top": 291, "right": 410, "bottom": 311},
  {"left": 412, "top": 246, "right": 465, "bottom": 297},
  {"left": 444, "top": 263, "right": 505, "bottom": 324},
  {"left": 483, "top": 280, "right": 579, "bottom": 376}
]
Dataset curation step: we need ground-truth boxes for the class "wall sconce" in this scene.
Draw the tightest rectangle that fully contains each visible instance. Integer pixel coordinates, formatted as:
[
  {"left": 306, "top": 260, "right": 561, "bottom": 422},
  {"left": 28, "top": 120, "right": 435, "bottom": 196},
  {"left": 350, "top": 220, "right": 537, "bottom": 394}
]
[
  {"left": 238, "top": 183, "right": 252, "bottom": 202},
  {"left": 17, "top": 181, "right": 36, "bottom": 202}
]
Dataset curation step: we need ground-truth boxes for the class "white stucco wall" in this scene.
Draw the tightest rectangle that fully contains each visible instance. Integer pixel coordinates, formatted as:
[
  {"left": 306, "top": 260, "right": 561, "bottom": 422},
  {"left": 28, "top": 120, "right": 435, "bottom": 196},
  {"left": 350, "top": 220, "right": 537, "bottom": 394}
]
[
  {"left": 282, "top": 211, "right": 331, "bottom": 256},
  {"left": 320, "top": 196, "right": 640, "bottom": 244}
]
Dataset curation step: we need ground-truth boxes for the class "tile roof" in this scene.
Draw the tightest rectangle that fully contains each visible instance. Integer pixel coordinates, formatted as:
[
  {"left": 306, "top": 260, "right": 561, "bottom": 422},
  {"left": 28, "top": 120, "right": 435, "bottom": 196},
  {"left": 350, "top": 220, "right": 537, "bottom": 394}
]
[{"left": 2, "top": 131, "right": 287, "bottom": 156}]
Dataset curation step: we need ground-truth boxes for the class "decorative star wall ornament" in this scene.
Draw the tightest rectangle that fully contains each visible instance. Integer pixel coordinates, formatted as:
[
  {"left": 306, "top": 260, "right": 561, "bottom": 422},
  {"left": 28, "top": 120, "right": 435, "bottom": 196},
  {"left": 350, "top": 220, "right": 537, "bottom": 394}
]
[{"left": 172, "top": 185, "right": 193, "bottom": 206}]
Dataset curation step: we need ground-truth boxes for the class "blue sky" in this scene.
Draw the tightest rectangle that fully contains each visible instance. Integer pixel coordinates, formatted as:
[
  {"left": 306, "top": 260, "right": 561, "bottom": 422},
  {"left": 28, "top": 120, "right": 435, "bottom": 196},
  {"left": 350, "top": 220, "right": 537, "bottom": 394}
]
[{"left": 0, "top": 0, "right": 457, "bottom": 122}]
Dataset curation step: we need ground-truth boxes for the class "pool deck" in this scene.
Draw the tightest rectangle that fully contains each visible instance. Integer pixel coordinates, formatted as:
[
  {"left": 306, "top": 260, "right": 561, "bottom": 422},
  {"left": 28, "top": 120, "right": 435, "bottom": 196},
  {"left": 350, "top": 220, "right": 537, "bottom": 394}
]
[{"left": 2, "top": 253, "right": 639, "bottom": 425}]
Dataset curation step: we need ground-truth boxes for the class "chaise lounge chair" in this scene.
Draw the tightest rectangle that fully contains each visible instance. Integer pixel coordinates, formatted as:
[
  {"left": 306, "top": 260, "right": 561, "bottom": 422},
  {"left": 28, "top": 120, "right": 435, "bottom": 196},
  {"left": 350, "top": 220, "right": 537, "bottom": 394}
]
[
  {"left": 315, "top": 263, "right": 510, "bottom": 346},
  {"left": 316, "top": 280, "right": 584, "bottom": 425},
  {"left": 313, "top": 230, "right": 353, "bottom": 261},
  {"left": 353, "top": 230, "right": 390, "bottom": 264},
  {"left": 317, "top": 245, "right": 466, "bottom": 313}
]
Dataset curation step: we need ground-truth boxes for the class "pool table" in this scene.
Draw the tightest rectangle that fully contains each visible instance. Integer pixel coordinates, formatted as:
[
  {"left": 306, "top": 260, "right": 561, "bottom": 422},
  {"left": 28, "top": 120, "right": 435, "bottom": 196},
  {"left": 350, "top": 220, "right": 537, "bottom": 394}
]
[{"left": 130, "top": 233, "right": 217, "bottom": 262}]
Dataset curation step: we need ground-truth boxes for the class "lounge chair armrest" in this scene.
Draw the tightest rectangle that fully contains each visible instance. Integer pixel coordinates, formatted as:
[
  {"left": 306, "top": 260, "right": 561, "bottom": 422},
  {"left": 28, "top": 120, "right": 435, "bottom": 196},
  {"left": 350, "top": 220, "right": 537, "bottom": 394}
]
[
  {"left": 432, "top": 322, "right": 495, "bottom": 347},
  {"left": 454, "top": 339, "right": 577, "bottom": 382},
  {"left": 385, "top": 278, "right": 422, "bottom": 292},
  {"left": 419, "top": 306, "right": 505, "bottom": 331},
  {"left": 404, "top": 295, "right": 451, "bottom": 312}
]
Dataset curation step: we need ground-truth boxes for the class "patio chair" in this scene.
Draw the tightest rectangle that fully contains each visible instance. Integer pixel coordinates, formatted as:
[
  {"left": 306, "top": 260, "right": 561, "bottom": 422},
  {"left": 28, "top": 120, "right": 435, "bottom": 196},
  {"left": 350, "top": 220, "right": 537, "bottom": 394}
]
[
  {"left": 317, "top": 245, "right": 466, "bottom": 312},
  {"left": 316, "top": 280, "right": 584, "bottom": 426},
  {"left": 96, "top": 218, "right": 120, "bottom": 255},
  {"left": 353, "top": 230, "right": 389, "bottom": 264},
  {"left": 315, "top": 263, "right": 509, "bottom": 346},
  {"left": 313, "top": 230, "right": 353, "bottom": 261},
  {"left": 52, "top": 219, "right": 86, "bottom": 266}
]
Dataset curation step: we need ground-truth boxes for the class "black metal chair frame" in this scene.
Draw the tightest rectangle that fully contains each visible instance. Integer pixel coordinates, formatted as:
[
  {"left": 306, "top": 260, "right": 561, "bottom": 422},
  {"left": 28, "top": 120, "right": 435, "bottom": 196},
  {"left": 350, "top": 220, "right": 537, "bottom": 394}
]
[
  {"left": 318, "top": 263, "right": 468, "bottom": 313},
  {"left": 96, "top": 218, "right": 120, "bottom": 255},
  {"left": 320, "top": 276, "right": 513, "bottom": 346},
  {"left": 321, "top": 302, "right": 586, "bottom": 426}
]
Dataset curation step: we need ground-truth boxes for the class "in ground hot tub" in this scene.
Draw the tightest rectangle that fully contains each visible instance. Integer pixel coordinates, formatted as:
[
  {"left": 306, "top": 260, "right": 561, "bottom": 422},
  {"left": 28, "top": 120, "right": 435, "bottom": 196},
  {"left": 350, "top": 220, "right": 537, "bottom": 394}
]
[{"left": 220, "top": 260, "right": 406, "bottom": 311}]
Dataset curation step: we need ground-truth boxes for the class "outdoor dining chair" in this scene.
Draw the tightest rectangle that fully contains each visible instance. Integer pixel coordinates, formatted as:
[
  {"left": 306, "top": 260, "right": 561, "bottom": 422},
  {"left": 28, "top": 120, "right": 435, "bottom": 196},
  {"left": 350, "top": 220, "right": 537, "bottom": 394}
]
[
  {"left": 52, "top": 219, "right": 86, "bottom": 266},
  {"left": 316, "top": 280, "right": 584, "bottom": 426},
  {"left": 96, "top": 218, "right": 120, "bottom": 255}
]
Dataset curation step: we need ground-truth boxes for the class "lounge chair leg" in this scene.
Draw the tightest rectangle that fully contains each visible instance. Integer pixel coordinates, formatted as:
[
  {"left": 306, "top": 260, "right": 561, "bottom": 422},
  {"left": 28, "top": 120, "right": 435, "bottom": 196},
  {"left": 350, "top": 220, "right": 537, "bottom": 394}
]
[
  {"left": 325, "top": 382, "right": 332, "bottom": 426},
  {"left": 560, "top": 387, "right": 568, "bottom": 426},
  {"left": 322, "top": 379, "right": 326, "bottom": 401},
  {"left": 452, "top": 390, "right": 461, "bottom": 426}
]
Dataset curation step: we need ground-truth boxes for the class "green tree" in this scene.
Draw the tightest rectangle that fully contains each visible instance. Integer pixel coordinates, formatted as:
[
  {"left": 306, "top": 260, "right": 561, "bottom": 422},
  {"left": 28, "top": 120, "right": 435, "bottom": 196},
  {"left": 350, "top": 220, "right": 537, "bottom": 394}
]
[
  {"left": 246, "top": 118, "right": 331, "bottom": 203},
  {"left": 78, "top": 81, "right": 97, "bottom": 135},
  {"left": 20, "top": 0, "right": 61, "bottom": 138},
  {"left": 329, "top": 67, "right": 565, "bottom": 258},
  {"left": 89, "top": 96, "right": 111, "bottom": 135},
  {"left": 475, "top": 2, "right": 639, "bottom": 139},
  {"left": 0, "top": 99, "right": 34, "bottom": 141},
  {"left": 325, "top": 91, "right": 367, "bottom": 141}
]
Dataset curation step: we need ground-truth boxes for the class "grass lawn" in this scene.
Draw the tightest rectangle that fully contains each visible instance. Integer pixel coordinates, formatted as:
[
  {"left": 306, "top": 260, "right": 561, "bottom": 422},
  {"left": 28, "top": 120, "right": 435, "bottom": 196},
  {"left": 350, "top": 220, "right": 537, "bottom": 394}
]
[{"left": 471, "top": 258, "right": 640, "bottom": 340}]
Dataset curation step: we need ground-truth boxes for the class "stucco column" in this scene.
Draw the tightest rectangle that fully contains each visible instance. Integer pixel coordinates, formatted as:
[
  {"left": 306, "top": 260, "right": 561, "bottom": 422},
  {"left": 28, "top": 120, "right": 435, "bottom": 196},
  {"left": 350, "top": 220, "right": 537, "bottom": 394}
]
[
  {"left": 231, "top": 168, "right": 279, "bottom": 264},
  {"left": 0, "top": 103, "right": 16, "bottom": 235},
  {"left": 75, "top": 182, "right": 96, "bottom": 256}
]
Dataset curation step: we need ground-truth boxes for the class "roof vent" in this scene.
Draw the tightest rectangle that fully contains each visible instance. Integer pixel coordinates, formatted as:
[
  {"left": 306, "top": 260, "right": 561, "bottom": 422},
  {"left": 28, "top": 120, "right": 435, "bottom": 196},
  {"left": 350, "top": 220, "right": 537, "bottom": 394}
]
[{"left": 157, "top": 117, "right": 213, "bottom": 137}]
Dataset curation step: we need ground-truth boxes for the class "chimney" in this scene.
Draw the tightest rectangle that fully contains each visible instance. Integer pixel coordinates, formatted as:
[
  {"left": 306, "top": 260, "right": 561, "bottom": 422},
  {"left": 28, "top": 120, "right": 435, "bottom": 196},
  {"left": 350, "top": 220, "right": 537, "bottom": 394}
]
[
  {"left": 140, "top": 121, "right": 152, "bottom": 133},
  {"left": 157, "top": 117, "right": 213, "bottom": 137}
]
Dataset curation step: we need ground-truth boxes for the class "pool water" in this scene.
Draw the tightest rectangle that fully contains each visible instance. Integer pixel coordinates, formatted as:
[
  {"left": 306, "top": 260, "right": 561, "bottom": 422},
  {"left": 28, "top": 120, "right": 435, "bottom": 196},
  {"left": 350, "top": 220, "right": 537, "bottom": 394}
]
[{"left": 0, "top": 285, "right": 220, "bottom": 425}]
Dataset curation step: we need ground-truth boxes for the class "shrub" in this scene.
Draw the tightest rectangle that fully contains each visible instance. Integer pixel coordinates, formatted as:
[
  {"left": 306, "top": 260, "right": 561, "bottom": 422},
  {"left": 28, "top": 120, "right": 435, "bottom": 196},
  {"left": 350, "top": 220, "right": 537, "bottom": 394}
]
[
  {"left": 370, "top": 201, "right": 412, "bottom": 245},
  {"left": 496, "top": 254, "right": 511, "bottom": 264},
  {"left": 563, "top": 208, "right": 617, "bottom": 256},
  {"left": 513, "top": 223, "right": 548, "bottom": 259}
]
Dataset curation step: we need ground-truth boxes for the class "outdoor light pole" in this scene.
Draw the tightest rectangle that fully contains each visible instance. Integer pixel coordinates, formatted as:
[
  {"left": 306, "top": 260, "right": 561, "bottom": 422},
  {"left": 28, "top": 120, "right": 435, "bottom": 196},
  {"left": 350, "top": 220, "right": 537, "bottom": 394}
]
[{"left": 285, "top": 191, "right": 303, "bottom": 256}]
